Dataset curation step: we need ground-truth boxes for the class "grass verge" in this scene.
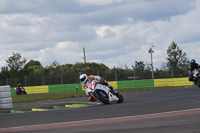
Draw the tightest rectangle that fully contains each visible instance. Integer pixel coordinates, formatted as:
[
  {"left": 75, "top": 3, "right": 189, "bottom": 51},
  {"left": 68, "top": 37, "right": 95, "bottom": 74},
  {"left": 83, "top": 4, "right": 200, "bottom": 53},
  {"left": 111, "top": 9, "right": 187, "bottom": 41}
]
[
  {"left": 12, "top": 86, "right": 181, "bottom": 103},
  {"left": 12, "top": 91, "right": 86, "bottom": 103}
]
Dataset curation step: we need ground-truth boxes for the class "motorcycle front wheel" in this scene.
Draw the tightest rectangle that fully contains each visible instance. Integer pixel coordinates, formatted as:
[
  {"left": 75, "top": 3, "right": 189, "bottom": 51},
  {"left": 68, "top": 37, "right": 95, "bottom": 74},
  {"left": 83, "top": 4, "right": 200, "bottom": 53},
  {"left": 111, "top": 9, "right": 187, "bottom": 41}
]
[
  {"left": 197, "top": 78, "right": 200, "bottom": 88},
  {"left": 22, "top": 91, "right": 27, "bottom": 95},
  {"left": 117, "top": 94, "right": 124, "bottom": 103},
  {"left": 94, "top": 90, "right": 110, "bottom": 104}
]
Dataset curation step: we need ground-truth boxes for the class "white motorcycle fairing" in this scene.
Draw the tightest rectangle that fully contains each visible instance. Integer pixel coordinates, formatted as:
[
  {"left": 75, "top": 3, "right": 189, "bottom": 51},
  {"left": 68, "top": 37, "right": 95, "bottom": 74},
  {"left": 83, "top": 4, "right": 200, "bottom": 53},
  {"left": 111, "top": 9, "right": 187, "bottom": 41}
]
[
  {"left": 87, "top": 81, "right": 119, "bottom": 104},
  {"left": 192, "top": 68, "right": 200, "bottom": 87},
  {"left": 193, "top": 69, "right": 200, "bottom": 77}
]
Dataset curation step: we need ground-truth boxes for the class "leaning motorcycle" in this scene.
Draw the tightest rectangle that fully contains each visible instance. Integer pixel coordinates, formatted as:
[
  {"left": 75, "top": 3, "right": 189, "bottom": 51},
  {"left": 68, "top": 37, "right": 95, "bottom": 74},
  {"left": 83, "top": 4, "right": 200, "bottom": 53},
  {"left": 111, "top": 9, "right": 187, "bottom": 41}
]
[
  {"left": 86, "top": 80, "right": 124, "bottom": 104},
  {"left": 192, "top": 68, "right": 200, "bottom": 87}
]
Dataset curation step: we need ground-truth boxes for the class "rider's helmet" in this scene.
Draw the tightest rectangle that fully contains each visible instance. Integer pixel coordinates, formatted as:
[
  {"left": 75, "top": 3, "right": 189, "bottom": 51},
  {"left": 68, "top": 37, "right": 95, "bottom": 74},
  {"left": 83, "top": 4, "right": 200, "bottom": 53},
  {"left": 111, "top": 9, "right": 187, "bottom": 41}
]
[
  {"left": 191, "top": 59, "right": 196, "bottom": 64},
  {"left": 80, "top": 74, "right": 88, "bottom": 83}
]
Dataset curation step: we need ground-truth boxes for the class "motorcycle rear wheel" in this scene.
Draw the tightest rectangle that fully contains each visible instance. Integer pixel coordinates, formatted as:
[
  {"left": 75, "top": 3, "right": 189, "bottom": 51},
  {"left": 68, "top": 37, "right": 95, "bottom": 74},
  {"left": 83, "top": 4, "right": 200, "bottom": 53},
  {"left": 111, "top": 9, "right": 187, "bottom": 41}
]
[
  {"left": 117, "top": 94, "right": 124, "bottom": 103},
  {"left": 197, "top": 78, "right": 200, "bottom": 88},
  {"left": 16, "top": 91, "right": 20, "bottom": 95},
  {"left": 22, "top": 91, "right": 27, "bottom": 95},
  {"left": 94, "top": 90, "right": 110, "bottom": 104}
]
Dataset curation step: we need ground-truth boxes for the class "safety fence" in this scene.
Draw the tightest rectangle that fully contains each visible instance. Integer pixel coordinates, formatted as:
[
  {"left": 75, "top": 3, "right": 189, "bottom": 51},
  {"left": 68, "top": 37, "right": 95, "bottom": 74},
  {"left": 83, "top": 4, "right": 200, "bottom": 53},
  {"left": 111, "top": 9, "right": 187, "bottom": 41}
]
[
  {"left": 10, "top": 77, "right": 193, "bottom": 95},
  {"left": 10, "top": 83, "right": 83, "bottom": 95},
  {"left": 154, "top": 78, "right": 193, "bottom": 87},
  {"left": 118, "top": 79, "right": 154, "bottom": 89}
]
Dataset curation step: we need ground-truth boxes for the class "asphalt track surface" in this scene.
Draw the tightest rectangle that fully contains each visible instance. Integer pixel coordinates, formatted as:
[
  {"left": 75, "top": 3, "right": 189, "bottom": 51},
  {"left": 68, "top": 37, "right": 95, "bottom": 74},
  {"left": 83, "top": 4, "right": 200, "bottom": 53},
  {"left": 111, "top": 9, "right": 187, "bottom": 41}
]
[{"left": 1, "top": 86, "right": 200, "bottom": 133}]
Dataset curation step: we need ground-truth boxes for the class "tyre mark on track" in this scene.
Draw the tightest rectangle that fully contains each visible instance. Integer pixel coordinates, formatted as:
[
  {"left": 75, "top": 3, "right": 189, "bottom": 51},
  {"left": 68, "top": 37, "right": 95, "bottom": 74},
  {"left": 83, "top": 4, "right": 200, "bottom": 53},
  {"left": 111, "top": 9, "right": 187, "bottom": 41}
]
[{"left": 1, "top": 108, "right": 200, "bottom": 133}]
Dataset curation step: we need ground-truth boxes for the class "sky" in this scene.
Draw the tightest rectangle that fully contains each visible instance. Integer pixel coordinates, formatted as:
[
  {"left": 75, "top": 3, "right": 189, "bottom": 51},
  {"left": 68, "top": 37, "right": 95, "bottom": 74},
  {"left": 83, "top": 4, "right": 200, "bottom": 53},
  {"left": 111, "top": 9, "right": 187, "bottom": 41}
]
[{"left": 0, "top": 0, "right": 200, "bottom": 69}]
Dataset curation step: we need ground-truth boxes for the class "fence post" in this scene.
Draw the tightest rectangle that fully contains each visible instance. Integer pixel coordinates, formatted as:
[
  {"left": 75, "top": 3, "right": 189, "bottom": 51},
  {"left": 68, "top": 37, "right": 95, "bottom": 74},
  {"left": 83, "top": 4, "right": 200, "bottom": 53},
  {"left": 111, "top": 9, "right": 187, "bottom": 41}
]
[
  {"left": 96, "top": 68, "right": 99, "bottom": 76},
  {"left": 6, "top": 77, "right": 8, "bottom": 85},
  {"left": 42, "top": 74, "right": 44, "bottom": 85},
  {"left": 171, "top": 64, "right": 173, "bottom": 78},
  {"left": 61, "top": 73, "right": 63, "bottom": 84},
  {"left": 24, "top": 76, "right": 27, "bottom": 86},
  {"left": 114, "top": 67, "right": 118, "bottom": 81},
  {"left": 78, "top": 68, "right": 82, "bottom": 76},
  {"left": 131, "top": 65, "right": 136, "bottom": 80}
]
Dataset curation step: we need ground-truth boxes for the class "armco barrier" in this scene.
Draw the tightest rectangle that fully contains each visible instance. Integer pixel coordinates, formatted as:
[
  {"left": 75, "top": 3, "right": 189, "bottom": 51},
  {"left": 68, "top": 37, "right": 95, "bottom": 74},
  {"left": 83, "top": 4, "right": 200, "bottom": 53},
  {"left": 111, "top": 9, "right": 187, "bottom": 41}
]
[
  {"left": 154, "top": 77, "right": 193, "bottom": 87},
  {"left": 81, "top": 81, "right": 118, "bottom": 90},
  {"left": 49, "top": 83, "right": 82, "bottom": 92},
  {"left": 11, "top": 86, "right": 49, "bottom": 95},
  {"left": 10, "top": 87, "right": 16, "bottom": 95},
  {"left": 25, "top": 86, "right": 49, "bottom": 94},
  {"left": 9, "top": 77, "right": 194, "bottom": 95},
  {"left": 0, "top": 85, "right": 13, "bottom": 110},
  {"left": 108, "top": 81, "right": 118, "bottom": 89},
  {"left": 117, "top": 79, "right": 154, "bottom": 89}
]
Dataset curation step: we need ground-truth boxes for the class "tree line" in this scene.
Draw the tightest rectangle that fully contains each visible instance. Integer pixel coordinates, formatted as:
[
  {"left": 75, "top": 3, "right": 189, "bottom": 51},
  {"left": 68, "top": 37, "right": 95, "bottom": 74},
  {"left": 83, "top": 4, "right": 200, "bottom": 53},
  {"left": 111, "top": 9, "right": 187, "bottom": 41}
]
[{"left": 0, "top": 42, "right": 190, "bottom": 87}]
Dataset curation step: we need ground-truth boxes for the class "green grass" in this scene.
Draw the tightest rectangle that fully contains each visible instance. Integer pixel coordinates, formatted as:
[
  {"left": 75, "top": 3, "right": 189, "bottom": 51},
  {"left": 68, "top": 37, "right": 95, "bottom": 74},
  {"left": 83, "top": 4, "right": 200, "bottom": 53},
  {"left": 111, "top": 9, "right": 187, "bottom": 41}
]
[
  {"left": 12, "top": 91, "right": 86, "bottom": 103},
  {"left": 11, "top": 86, "right": 180, "bottom": 103}
]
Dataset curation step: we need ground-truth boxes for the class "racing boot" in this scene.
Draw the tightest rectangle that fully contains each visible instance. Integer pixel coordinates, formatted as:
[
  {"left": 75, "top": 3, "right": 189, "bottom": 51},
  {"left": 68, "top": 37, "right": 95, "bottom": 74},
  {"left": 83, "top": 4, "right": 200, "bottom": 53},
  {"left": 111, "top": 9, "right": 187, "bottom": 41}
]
[
  {"left": 108, "top": 84, "right": 118, "bottom": 94},
  {"left": 189, "top": 72, "right": 194, "bottom": 81},
  {"left": 88, "top": 95, "right": 97, "bottom": 102}
]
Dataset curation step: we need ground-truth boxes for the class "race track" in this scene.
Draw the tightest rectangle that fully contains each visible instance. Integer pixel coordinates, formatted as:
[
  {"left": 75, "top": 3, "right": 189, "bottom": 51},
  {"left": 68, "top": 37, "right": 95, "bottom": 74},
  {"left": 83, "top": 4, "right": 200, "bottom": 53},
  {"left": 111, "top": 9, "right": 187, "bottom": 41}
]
[{"left": 1, "top": 86, "right": 200, "bottom": 133}]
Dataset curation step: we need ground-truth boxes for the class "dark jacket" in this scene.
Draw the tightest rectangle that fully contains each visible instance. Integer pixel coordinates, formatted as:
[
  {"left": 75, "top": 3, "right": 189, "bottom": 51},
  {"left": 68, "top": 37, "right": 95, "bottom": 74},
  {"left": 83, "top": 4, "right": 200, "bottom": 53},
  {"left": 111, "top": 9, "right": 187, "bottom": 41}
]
[{"left": 190, "top": 62, "right": 199, "bottom": 72}]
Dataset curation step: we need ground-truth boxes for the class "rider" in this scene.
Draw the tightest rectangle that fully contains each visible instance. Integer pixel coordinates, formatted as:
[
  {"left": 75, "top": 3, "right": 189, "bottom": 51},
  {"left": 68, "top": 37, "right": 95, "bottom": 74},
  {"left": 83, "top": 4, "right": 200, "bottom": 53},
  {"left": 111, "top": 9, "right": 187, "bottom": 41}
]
[
  {"left": 16, "top": 83, "right": 21, "bottom": 94},
  {"left": 80, "top": 74, "right": 118, "bottom": 102},
  {"left": 189, "top": 59, "right": 199, "bottom": 81}
]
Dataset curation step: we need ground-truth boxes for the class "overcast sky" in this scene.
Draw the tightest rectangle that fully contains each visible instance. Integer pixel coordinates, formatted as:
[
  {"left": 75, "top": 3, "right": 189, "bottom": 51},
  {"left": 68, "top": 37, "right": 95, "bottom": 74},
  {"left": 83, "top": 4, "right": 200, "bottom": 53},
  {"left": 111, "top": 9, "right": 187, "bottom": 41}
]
[{"left": 0, "top": 0, "right": 200, "bottom": 69}]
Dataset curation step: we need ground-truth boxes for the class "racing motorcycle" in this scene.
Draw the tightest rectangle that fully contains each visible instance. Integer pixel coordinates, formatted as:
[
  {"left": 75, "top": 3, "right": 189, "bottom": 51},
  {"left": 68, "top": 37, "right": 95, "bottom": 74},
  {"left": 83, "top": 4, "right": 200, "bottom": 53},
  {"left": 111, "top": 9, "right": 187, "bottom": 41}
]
[
  {"left": 192, "top": 68, "right": 200, "bottom": 87},
  {"left": 86, "top": 80, "right": 124, "bottom": 104},
  {"left": 15, "top": 87, "right": 27, "bottom": 95}
]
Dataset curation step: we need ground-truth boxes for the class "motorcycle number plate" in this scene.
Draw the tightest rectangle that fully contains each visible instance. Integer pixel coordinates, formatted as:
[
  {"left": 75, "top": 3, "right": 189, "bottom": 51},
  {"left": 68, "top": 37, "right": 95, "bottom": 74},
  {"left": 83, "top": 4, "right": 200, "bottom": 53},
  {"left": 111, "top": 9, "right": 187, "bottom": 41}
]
[{"left": 88, "top": 82, "right": 97, "bottom": 90}]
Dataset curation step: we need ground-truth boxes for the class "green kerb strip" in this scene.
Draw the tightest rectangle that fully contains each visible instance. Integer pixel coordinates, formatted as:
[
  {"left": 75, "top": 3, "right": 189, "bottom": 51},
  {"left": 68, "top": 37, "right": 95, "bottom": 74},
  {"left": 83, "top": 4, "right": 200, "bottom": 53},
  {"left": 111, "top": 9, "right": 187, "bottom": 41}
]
[
  {"left": 74, "top": 102, "right": 94, "bottom": 105},
  {"left": 53, "top": 106, "right": 68, "bottom": 109},
  {"left": 10, "top": 110, "right": 25, "bottom": 113}
]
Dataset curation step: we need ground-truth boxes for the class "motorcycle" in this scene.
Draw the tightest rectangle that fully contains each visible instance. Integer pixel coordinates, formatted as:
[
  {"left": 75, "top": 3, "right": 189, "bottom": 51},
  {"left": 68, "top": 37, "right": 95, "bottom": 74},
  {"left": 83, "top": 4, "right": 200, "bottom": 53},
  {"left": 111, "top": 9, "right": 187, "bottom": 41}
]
[
  {"left": 192, "top": 68, "right": 200, "bottom": 87},
  {"left": 15, "top": 87, "right": 27, "bottom": 95},
  {"left": 86, "top": 80, "right": 124, "bottom": 104}
]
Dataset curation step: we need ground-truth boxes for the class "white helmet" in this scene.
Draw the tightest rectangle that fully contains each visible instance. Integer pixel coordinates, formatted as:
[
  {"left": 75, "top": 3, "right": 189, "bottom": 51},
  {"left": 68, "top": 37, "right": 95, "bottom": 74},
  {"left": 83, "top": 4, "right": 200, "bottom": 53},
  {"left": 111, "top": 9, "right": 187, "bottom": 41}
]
[{"left": 80, "top": 74, "right": 88, "bottom": 83}]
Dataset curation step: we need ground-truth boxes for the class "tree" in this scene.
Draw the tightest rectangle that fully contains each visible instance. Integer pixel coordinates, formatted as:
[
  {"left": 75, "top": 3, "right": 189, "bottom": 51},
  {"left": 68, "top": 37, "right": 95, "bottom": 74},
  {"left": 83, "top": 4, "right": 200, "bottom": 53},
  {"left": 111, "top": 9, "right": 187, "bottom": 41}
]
[
  {"left": 24, "top": 60, "right": 42, "bottom": 69},
  {"left": 166, "top": 42, "right": 189, "bottom": 76},
  {"left": 48, "top": 61, "right": 60, "bottom": 69},
  {"left": 135, "top": 61, "right": 145, "bottom": 71},
  {"left": 23, "top": 60, "right": 43, "bottom": 76},
  {"left": 6, "top": 52, "right": 26, "bottom": 71},
  {"left": 0, "top": 66, "right": 9, "bottom": 77}
]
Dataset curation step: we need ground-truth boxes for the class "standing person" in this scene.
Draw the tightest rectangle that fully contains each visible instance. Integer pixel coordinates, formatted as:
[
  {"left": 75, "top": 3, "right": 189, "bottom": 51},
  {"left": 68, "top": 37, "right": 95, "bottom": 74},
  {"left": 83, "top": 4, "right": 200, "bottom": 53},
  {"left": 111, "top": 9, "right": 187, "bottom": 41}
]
[{"left": 80, "top": 74, "right": 118, "bottom": 102}]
